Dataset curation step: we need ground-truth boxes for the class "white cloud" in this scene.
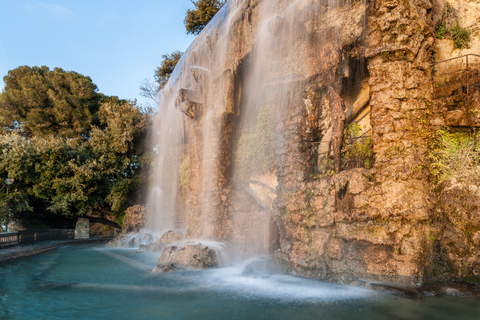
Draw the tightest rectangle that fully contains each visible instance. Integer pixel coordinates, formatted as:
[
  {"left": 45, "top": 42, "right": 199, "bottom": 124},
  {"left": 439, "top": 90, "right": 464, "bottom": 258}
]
[{"left": 39, "top": 3, "right": 72, "bottom": 18}]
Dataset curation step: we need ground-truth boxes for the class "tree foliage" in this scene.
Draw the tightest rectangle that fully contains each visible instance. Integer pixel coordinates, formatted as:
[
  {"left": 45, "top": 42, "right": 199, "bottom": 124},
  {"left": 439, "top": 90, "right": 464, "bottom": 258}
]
[
  {"left": 0, "top": 66, "right": 103, "bottom": 139},
  {"left": 154, "top": 51, "right": 183, "bottom": 88},
  {"left": 184, "top": 0, "right": 226, "bottom": 35},
  {"left": 0, "top": 97, "right": 152, "bottom": 229}
]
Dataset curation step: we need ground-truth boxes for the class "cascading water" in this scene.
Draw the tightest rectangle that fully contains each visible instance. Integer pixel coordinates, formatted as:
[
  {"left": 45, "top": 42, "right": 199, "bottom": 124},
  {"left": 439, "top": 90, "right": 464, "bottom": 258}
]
[
  {"left": 145, "top": 0, "right": 367, "bottom": 260},
  {"left": 146, "top": 0, "right": 251, "bottom": 240}
]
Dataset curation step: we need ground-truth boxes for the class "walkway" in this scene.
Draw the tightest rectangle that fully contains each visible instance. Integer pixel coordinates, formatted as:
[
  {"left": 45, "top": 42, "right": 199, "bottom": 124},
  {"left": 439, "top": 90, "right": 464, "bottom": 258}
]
[{"left": 0, "top": 237, "right": 113, "bottom": 263}]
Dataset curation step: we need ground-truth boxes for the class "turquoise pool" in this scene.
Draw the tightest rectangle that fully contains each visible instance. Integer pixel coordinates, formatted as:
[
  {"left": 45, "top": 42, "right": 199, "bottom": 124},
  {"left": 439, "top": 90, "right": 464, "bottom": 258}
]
[{"left": 0, "top": 244, "right": 479, "bottom": 320}]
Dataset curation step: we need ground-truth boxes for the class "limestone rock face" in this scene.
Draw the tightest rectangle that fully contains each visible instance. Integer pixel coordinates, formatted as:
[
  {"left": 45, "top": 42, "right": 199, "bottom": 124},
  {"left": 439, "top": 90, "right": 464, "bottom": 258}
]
[
  {"left": 152, "top": 243, "right": 224, "bottom": 273},
  {"left": 434, "top": 181, "right": 480, "bottom": 279},
  {"left": 160, "top": 0, "right": 480, "bottom": 287},
  {"left": 122, "top": 205, "right": 147, "bottom": 233}
]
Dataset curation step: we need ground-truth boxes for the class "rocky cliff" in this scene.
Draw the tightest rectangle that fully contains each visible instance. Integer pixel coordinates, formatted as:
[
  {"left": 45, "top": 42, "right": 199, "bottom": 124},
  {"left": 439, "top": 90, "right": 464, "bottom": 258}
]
[{"left": 153, "top": 0, "right": 480, "bottom": 286}]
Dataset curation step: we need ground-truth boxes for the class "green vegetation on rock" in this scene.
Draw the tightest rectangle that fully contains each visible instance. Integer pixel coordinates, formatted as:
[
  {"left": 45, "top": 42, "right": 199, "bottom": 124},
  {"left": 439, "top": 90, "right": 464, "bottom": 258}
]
[
  {"left": 342, "top": 123, "right": 373, "bottom": 170},
  {"left": 140, "top": 51, "right": 183, "bottom": 104},
  {"left": 451, "top": 24, "right": 470, "bottom": 49},
  {"left": 430, "top": 128, "right": 480, "bottom": 183},
  {"left": 235, "top": 105, "right": 275, "bottom": 180},
  {"left": 436, "top": 23, "right": 447, "bottom": 39},
  {"left": 435, "top": 2, "right": 471, "bottom": 49}
]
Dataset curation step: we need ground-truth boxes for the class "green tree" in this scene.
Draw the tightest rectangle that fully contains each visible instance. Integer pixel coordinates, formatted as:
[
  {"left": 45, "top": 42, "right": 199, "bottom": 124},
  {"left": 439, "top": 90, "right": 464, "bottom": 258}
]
[
  {"left": 0, "top": 100, "right": 152, "bottom": 229},
  {"left": 184, "top": 0, "right": 226, "bottom": 35},
  {"left": 155, "top": 51, "right": 183, "bottom": 88},
  {"left": 0, "top": 66, "right": 103, "bottom": 139}
]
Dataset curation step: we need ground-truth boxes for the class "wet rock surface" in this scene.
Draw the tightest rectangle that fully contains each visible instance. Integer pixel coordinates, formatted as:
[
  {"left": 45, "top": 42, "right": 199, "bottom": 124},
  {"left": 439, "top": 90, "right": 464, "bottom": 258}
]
[
  {"left": 241, "top": 256, "right": 280, "bottom": 276},
  {"left": 157, "top": 0, "right": 480, "bottom": 288},
  {"left": 105, "top": 234, "right": 130, "bottom": 247},
  {"left": 152, "top": 243, "right": 224, "bottom": 273},
  {"left": 159, "top": 230, "right": 185, "bottom": 246},
  {"left": 354, "top": 279, "right": 480, "bottom": 298},
  {"left": 139, "top": 230, "right": 185, "bottom": 252},
  {"left": 106, "top": 231, "right": 155, "bottom": 248}
]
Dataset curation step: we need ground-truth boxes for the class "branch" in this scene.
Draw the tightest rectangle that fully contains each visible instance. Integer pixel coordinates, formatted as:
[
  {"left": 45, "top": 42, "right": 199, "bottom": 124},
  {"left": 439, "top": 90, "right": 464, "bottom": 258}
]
[{"left": 139, "top": 79, "right": 160, "bottom": 105}]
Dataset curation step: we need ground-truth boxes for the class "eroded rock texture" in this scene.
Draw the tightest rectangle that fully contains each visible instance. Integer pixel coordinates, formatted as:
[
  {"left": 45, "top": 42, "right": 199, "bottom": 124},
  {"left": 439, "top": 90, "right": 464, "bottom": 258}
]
[
  {"left": 122, "top": 205, "right": 147, "bottom": 233},
  {"left": 160, "top": 0, "right": 480, "bottom": 285},
  {"left": 152, "top": 243, "right": 225, "bottom": 273}
]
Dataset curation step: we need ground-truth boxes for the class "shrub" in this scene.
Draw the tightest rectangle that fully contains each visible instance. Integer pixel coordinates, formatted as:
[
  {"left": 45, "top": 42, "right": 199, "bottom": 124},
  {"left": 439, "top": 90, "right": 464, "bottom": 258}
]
[
  {"left": 430, "top": 128, "right": 480, "bottom": 183},
  {"left": 436, "top": 24, "right": 446, "bottom": 39},
  {"left": 341, "top": 123, "right": 373, "bottom": 169},
  {"left": 451, "top": 24, "right": 470, "bottom": 49}
]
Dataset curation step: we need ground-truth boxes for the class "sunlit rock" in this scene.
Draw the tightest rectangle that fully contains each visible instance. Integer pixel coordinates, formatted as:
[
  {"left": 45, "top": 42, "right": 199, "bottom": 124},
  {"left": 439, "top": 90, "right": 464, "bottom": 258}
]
[
  {"left": 159, "top": 229, "right": 185, "bottom": 246},
  {"left": 152, "top": 242, "right": 227, "bottom": 273}
]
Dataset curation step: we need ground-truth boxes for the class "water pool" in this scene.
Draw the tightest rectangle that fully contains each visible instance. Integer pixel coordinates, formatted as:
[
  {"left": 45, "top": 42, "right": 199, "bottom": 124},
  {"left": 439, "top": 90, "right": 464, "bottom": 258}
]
[{"left": 0, "top": 244, "right": 478, "bottom": 320}]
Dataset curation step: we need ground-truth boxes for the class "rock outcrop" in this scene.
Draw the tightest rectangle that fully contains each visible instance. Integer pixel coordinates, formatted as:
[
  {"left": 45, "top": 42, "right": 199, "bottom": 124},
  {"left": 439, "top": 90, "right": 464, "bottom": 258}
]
[
  {"left": 152, "top": 0, "right": 480, "bottom": 286},
  {"left": 122, "top": 205, "right": 147, "bottom": 233}
]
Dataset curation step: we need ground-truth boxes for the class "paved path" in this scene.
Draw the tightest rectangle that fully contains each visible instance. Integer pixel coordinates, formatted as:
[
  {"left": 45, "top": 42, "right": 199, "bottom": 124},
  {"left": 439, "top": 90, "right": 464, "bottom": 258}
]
[{"left": 0, "top": 238, "right": 112, "bottom": 263}]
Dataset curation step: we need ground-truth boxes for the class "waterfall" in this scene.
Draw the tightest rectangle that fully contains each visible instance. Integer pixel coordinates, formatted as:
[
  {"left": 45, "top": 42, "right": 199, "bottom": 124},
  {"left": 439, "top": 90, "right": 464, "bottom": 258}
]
[{"left": 146, "top": 0, "right": 367, "bottom": 258}]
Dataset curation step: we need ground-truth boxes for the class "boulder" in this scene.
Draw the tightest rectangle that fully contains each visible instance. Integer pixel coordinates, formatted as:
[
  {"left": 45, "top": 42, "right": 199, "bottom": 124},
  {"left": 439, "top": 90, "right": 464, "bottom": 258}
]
[
  {"left": 152, "top": 243, "right": 223, "bottom": 273},
  {"left": 137, "top": 229, "right": 185, "bottom": 252},
  {"left": 105, "top": 234, "right": 129, "bottom": 247},
  {"left": 159, "top": 230, "right": 185, "bottom": 246},
  {"left": 139, "top": 241, "right": 163, "bottom": 252}
]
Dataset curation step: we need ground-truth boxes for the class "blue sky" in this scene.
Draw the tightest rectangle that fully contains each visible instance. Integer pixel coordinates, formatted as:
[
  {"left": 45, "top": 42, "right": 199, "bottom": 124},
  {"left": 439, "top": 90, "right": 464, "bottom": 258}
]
[{"left": 0, "top": 0, "right": 196, "bottom": 107}]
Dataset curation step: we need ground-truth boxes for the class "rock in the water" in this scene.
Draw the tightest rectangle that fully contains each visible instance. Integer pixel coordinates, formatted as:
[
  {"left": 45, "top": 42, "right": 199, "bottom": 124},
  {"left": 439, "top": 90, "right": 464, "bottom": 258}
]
[
  {"left": 106, "top": 234, "right": 129, "bottom": 247},
  {"left": 152, "top": 263, "right": 176, "bottom": 273},
  {"left": 159, "top": 230, "right": 185, "bottom": 246},
  {"left": 106, "top": 230, "right": 156, "bottom": 248},
  {"left": 137, "top": 229, "right": 185, "bottom": 253},
  {"left": 242, "top": 256, "right": 279, "bottom": 276},
  {"left": 139, "top": 241, "right": 163, "bottom": 252},
  {"left": 152, "top": 243, "right": 224, "bottom": 273}
]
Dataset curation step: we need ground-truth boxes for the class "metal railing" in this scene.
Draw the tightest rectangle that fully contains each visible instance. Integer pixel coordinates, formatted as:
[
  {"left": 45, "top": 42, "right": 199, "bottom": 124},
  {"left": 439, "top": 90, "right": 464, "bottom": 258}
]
[
  {"left": 0, "top": 229, "right": 74, "bottom": 249},
  {"left": 433, "top": 54, "right": 480, "bottom": 100}
]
